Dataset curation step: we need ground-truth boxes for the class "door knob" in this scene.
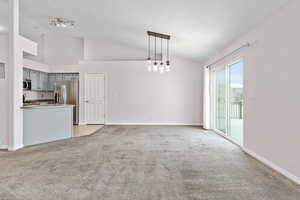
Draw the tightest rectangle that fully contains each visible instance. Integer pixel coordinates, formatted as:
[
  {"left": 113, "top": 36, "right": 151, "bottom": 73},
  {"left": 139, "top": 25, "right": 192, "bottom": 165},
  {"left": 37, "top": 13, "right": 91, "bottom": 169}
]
[{"left": 85, "top": 100, "right": 89, "bottom": 103}]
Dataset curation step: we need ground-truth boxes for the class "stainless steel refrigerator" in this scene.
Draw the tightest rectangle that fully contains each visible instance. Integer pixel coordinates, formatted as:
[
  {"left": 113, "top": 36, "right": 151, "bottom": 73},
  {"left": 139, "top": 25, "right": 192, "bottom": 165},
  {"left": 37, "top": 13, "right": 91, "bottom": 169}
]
[{"left": 54, "top": 80, "right": 79, "bottom": 124}]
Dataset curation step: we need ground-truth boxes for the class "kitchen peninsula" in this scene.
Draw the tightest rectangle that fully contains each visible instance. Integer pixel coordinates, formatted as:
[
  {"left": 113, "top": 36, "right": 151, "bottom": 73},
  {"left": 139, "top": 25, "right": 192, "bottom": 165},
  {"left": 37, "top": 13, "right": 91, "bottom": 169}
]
[
  {"left": 22, "top": 63, "right": 80, "bottom": 146},
  {"left": 22, "top": 104, "right": 74, "bottom": 146}
]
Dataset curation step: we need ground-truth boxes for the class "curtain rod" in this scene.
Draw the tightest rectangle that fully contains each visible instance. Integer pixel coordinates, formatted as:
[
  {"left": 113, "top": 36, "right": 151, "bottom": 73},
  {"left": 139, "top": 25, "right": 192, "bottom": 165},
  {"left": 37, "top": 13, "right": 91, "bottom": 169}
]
[{"left": 205, "top": 41, "right": 254, "bottom": 69}]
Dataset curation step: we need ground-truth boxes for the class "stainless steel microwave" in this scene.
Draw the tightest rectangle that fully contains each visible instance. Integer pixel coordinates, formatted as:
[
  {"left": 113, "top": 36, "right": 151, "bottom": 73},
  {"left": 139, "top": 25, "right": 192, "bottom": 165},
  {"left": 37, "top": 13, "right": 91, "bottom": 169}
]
[{"left": 23, "top": 80, "right": 32, "bottom": 90}]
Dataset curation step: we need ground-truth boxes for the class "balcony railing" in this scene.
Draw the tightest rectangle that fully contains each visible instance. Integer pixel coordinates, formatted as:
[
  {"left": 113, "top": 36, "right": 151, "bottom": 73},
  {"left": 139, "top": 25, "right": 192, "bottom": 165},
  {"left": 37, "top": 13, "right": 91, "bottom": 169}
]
[{"left": 230, "top": 102, "right": 243, "bottom": 119}]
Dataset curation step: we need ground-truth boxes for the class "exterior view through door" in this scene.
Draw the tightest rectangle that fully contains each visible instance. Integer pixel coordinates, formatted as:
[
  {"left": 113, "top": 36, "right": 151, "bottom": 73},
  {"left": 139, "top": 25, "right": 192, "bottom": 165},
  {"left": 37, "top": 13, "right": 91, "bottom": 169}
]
[
  {"left": 212, "top": 60, "right": 244, "bottom": 145},
  {"left": 85, "top": 73, "right": 106, "bottom": 124}
]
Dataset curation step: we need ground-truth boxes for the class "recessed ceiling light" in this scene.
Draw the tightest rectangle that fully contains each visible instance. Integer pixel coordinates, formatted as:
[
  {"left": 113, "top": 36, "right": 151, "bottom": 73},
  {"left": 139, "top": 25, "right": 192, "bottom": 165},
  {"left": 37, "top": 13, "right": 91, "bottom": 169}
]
[{"left": 49, "top": 17, "right": 75, "bottom": 28}]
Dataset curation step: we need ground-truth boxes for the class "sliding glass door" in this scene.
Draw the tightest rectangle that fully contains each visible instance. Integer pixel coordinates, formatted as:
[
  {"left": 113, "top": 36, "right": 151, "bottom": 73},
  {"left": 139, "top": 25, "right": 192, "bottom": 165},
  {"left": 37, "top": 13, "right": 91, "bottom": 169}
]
[
  {"left": 213, "top": 60, "right": 244, "bottom": 146},
  {"left": 228, "top": 61, "right": 244, "bottom": 145}
]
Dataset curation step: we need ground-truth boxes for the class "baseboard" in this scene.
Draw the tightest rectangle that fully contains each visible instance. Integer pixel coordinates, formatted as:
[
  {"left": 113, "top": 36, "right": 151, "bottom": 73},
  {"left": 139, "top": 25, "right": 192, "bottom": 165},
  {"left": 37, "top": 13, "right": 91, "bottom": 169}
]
[
  {"left": 8, "top": 144, "right": 24, "bottom": 151},
  {"left": 211, "top": 129, "right": 300, "bottom": 185},
  {"left": 0, "top": 145, "right": 8, "bottom": 149},
  {"left": 243, "top": 147, "right": 300, "bottom": 185},
  {"left": 105, "top": 122, "right": 203, "bottom": 126}
]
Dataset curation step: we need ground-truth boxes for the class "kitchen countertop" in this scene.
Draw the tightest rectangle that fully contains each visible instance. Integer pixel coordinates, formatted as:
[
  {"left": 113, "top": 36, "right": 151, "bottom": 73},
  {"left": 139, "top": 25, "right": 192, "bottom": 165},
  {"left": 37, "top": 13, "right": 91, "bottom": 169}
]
[{"left": 21, "top": 104, "right": 75, "bottom": 109}]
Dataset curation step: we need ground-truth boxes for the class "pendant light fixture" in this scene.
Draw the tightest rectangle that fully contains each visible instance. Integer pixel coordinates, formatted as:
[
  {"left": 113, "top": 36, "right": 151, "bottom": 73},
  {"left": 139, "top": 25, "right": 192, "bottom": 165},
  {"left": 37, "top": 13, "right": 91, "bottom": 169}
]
[
  {"left": 159, "top": 38, "right": 164, "bottom": 74},
  {"left": 146, "top": 31, "right": 171, "bottom": 73},
  {"left": 165, "top": 39, "right": 171, "bottom": 72},
  {"left": 147, "top": 34, "right": 152, "bottom": 72},
  {"left": 153, "top": 36, "right": 158, "bottom": 71}
]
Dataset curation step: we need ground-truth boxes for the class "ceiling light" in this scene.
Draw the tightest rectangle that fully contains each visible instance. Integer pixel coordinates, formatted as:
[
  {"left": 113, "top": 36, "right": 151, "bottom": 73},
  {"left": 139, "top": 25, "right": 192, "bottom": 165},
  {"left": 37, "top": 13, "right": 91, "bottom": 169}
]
[
  {"left": 146, "top": 31, "right": 171, "bottom": 73},
  {"left": 49, "top": 17, "right": 75, "bottom": 28}
]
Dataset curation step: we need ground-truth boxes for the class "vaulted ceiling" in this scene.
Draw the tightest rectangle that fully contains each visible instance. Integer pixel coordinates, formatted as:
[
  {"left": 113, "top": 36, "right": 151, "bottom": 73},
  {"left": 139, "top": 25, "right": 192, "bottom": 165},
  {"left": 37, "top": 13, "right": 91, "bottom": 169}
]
[{"left": 0, "top": 0, "right": 292, "bottom": 63}]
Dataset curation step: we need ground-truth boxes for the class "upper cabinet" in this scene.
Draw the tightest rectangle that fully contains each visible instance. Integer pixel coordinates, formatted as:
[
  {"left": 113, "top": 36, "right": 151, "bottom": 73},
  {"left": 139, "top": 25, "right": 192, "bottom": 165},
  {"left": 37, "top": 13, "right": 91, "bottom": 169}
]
[
  {"left": 24, "top": 67, "right": 79, "bottom": 91},
  {"left": 62, "top": 73, "right": 79, "bottom": 81},
  {"left": 40, "top": 72, "right": 49, "bottom": 90},
  {"left": 30, "top": 70, "right": 40, "bottom": 90},
  {"left": 23, "top": 68, "right": 30, "bottom": 81},
  {"left": 48, "top": 73, "right": 58, "bottom": 91},
  {"left": 48, "top": 73, "right": 79, "bottom": 90},
  {"left": 24, "top": 68, "right": 50, "bottom": 91}
]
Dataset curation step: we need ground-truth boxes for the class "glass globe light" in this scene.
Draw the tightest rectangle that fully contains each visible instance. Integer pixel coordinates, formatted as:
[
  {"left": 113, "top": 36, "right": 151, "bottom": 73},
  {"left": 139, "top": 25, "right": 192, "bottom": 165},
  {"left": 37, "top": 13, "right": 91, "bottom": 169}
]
[
  {"left": 159, "top": 66, "right": 165, "bottom": 74},
  {"left": 165, "top": 65, "right": 171, "bottom": 72}
]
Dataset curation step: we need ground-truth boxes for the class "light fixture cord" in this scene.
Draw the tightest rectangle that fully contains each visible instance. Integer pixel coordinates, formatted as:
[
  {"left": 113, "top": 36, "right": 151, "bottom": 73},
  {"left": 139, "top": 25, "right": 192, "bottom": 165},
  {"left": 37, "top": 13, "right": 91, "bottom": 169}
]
[
  {"left": 154, "top": 36, "right": 157, "bottom": 63},
  {"left": 167, "top": 39, "right": 169, "bottom": 61},
  {"left": 148, "top": 35, "right": 150, "bottom": 59},
  {"left": 161, "top": 38, "right": 163, "bottom": 62}
]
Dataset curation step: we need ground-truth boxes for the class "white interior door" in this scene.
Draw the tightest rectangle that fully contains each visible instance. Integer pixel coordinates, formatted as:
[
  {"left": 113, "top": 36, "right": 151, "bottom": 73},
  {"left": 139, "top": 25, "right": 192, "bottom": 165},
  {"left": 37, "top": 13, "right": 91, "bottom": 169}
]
[{"left": 85, "top": 73, "right": 105, "bottom": 124}]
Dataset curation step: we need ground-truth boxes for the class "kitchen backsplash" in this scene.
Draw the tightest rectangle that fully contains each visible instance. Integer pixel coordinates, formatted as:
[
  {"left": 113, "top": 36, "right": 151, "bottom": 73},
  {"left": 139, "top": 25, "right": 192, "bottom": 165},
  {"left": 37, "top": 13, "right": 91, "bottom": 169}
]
[{"left": 24, "top": 90, "right": 54, "bottom": 101}]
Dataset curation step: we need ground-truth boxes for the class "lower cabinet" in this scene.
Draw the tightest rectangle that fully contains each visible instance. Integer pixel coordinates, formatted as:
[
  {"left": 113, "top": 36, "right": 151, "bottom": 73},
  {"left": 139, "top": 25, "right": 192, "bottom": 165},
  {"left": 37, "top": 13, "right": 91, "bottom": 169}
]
[{"left": 23, "top": 106, "right": 74, "bottom": 146}]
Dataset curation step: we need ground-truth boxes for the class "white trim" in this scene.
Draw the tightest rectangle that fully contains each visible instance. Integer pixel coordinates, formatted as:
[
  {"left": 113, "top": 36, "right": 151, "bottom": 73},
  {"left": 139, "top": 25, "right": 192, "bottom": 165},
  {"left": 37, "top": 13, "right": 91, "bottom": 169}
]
[
  {"left": 78, "top": 72, "right": 84, "bottom": 124},
  {"left": 106, "top": 122, "right": 203, "bottom": 126},
  {"left": 203, "top": 67, "right": 211, "bottom": 129},
  {"left": 8, "top": 144, "right": 24, "bottom": 151},
  {"left": 212, "top": 129, "right": 300, "bottom": 185},
  {"left": 19, "top": 36, "right": 37, "bottom": 56},
  {"left": 243, "top": 147, "right": 300, "bottom": 185},
  {"left": 0, "top": 145, "right": 8, "bottom": 149}
]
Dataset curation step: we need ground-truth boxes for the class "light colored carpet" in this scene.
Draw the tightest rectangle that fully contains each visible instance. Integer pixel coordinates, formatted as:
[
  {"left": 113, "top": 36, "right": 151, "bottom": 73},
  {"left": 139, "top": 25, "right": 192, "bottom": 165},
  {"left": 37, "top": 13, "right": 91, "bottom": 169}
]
[{"left": 0, "top": 126, "right": 299, "bottom": 200}]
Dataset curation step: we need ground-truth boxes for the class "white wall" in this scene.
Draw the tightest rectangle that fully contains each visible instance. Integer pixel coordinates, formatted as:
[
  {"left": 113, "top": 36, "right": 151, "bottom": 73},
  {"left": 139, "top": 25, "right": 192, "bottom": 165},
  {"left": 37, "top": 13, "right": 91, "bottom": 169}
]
[
  {"left": 0, "top": 34, "right": 8, "bottom": 148},
  {"left": 51, "top": 58, "right": 203, "bottom": 125},
  {"left": 22, "top": 34, "right": 45, "bottom": 63},
  {"left": 8, "top": 0, "right": 24, "bottom": 150},
  {"left": 23, "top": 58, "right": 51, "bottom": 72},
  {"left": 19, "top": 36, "right": 37, "bottom": 56},
  {"left": 0, "top": 34, "right": 8, "bottom": 62},
  {"left": 84, "top": 39, "right": 146, "bottom": 61},
  {"left": 205, "top": 0, "right": 300, "bottom": 182},
  {"left": 43, "top": 33, "right": 83, "bottom": 65}
]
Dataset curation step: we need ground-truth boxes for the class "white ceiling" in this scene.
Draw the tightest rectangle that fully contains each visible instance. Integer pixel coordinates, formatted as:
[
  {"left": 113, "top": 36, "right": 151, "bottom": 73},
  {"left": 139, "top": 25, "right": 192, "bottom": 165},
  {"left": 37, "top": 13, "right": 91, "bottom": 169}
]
[
  {"left": 0, "top": 0, "right": 8, "bottom": 33},
  {"left": 0, "top": 0, "right": 292, "bottom": 63}
]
